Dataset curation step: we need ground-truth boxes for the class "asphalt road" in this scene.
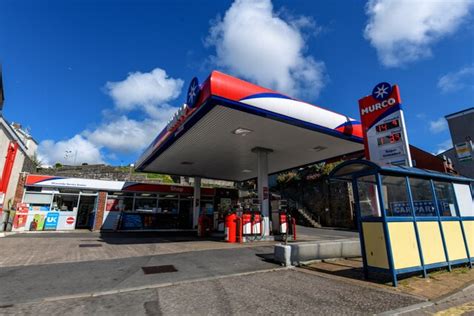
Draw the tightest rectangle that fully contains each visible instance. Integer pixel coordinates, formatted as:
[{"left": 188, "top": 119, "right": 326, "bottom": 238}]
[
  {"left": 0, "top": 246, "right": 276, "bottom": 305},
  {"left": 0, "top": 229, "right": 427, "bottom": 315},
  {"left": 0, "top": 269, "right": 422, "bottom": 315}
]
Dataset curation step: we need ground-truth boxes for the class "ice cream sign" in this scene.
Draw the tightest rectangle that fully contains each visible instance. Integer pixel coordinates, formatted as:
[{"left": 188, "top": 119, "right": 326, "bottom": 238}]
[{"left": 358, "top": 82, "right": 412, "bottom": 167}]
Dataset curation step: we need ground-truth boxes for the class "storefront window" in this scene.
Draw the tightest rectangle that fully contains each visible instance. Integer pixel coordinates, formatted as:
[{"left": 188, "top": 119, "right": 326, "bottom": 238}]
[
  {"left": 433, "top": 181, "right": 457, "bottom": 217},
  {"left": 356, "top": 175, "right": 381, "bottom": 217},
  {"left": 159, "top": 198, "right": 179, "bottom": 214},
  {"left": 52, "top": 194, "right": 79, "bottom": 212},
  {"left": 408, "top": 178, "right": 436, "bottom": 216},
  {"left": 135, "top": 193, "right": 158, "bottom": 212},
  {"left": 23, "top": 192, "right": 52, "bottom": 211},
  {"left": 381, "top": 176, "right": 411, "bottom": 216},
  {"left": 121, "top": 193, "right": 134, "bottom": 212}
]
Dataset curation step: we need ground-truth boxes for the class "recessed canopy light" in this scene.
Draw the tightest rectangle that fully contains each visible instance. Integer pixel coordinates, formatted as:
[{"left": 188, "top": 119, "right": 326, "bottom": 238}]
[
  {"left": 232, "top": 127, "right": 253, "bottom": 136},
  {"left": 242, "top": 169, "right": 252, "bottom": 173},
  {"left": 312, "top": 146, "right": 327, "bottom": 152}
]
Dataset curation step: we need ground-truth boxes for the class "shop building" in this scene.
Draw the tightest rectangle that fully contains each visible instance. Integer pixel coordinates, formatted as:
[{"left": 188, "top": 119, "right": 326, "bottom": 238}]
[
  {"left": 0, "top": 118, "right": 37, "bottom": 214},
  {"left": 14, "top": 175, "right": 237, "bottom": 232},
  {"left": 438, "top": 107, "right": 474, "bottom": 178}
]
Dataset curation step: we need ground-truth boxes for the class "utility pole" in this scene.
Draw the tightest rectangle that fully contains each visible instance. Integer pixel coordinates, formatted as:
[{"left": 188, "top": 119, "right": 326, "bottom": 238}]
[{"left": 0, "top": 64, "right": 5, "bottom": 112}]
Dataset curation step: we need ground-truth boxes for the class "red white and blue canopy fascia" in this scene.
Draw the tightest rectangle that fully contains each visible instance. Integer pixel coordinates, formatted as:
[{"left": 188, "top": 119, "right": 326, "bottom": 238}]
[{"left": 136, "top": 71, "right": 363, "bottom": 173}]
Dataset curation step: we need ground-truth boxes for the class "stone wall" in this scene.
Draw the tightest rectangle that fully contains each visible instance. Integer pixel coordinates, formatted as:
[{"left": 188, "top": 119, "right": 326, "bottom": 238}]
[
  {"left": 278, "top": 178, "right": 355, "bottom": 229},
  {"left": 36, "top": 164, "right": 171, "bottom": 183}
]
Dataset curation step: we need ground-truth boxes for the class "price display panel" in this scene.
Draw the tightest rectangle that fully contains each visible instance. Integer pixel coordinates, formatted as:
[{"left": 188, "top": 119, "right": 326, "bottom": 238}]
[
  {"left": 377, "top": 132, "right": 402, "bottom": 146},
  {"left": 375, "top": 119, "right": 400, "bottom": 133}
]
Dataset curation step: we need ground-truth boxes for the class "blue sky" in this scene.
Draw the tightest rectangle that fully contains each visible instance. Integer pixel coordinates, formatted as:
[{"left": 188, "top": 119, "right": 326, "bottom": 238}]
[{"left": 1, "top": 0, "right": 473, "bottom": 166}]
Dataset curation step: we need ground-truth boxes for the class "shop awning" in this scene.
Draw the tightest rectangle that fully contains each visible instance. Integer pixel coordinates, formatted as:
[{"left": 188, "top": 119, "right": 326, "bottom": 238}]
[{"left": 135, "top": 71, "right": 364, "bottom": 181}]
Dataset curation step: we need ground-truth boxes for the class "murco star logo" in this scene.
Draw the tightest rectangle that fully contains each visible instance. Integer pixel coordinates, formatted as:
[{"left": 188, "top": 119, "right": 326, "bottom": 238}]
[
  {"left": 371, "top": 82, "right": 392, "bottom": 101},
  {"left": 186, "top": 77, "right": 200, "bottom": 108}
]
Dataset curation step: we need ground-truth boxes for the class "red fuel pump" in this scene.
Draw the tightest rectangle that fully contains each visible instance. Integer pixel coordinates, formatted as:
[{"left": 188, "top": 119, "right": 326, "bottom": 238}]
[
  {"left": 225, "top": 213, "right": 238, "bottom": 243},
  {"left": 242, "top": 212, "right": 252, "bottom": 235},
  {"left": 198, "top": 214, "right": 212, "bottom": 237},
  {"left": 251, "top": 212, "right": 262, "bottom": 235},
  {"left": 279, "top": 211, "right": 287, "bottom": 234}
]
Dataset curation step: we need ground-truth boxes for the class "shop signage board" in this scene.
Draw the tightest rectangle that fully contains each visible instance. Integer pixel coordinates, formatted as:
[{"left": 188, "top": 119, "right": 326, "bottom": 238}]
[
  {"left": 57, "top": 212, "right": 77, "bottom": 230},
  {"left": 358, "top": 82, "right": 412, "bottom": 167},
  {"left": 455, "top": 142, "right": 472, "bottom": 162},
  {"left": 44, "top": 212, "right": 59, "bottom": 230},
  {"left": 12, "top": 203, "right": 29, "bottom": 231}
]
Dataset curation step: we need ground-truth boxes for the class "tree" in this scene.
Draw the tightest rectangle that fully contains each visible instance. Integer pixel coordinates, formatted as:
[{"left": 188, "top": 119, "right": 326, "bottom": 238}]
[{"left": 30, "top": 154, "right": 43, "bottom": 170}]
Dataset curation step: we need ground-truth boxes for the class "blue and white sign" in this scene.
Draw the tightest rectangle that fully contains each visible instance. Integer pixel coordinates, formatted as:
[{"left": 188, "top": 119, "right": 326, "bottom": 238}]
[
  {"left": 371, "top": 82, "right": 392, "bottom": 101},
  {"left": 186, "top": 77, "right": 200, "bottom": 108},
  {"left": 44, "top": 212, "right": 59, "bottom": 230}
]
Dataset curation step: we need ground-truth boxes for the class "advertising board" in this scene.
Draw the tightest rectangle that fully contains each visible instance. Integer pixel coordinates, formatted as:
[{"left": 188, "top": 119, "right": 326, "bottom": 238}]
[{"left": 358, "top": 82, "right": 412, "bottom": 167}]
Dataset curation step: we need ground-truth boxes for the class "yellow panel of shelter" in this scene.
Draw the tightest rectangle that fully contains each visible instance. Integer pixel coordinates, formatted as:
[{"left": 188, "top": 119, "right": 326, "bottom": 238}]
[
  {"left": 362, "top": 222, "right": 389, "bottom": 269},
  {"left": 388, "top": 222, "right": 421, "bottom": 269},
  {"left": 442, "top": 221, "right": 468, "bottom": 261},
  {"left": 417, "top": 222, "right": 446, "bottom": 265},
  {"left": 463, "top": 221, "right": 474, "bottom": 258}
]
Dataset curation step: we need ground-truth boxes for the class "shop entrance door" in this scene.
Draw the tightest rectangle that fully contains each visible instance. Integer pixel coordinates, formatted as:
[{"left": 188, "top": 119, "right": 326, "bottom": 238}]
[
  {"left": 76, "top": 196, "right": 97, "bottom": 229},
  {"left": 178, "top": 200, "right": 193, "bottom": 229}
]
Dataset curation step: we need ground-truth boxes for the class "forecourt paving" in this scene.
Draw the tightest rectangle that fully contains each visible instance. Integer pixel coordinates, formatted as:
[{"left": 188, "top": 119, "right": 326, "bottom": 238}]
[
  {"left": 0, "top": 227, "right": 357, "bottom": 268},
  {"left": 0, "top": 269, "right": 422, "bottom": 315}
]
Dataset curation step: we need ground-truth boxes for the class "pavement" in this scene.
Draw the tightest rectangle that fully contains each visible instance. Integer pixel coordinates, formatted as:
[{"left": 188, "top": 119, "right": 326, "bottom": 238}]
[{"left": 1, "top": 227, "right": 468, "bottom": 315}]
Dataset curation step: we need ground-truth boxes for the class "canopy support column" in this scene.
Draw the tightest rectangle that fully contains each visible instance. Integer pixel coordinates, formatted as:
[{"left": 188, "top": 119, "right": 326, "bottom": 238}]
[
  {"left": 193, "top": 176, "right": 201, "bottom": 229},
  {"left": 252, "top": 147, "right": 273, "bottom": 236}
]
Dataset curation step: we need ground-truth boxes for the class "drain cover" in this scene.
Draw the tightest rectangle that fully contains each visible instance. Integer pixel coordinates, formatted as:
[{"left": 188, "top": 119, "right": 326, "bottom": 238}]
[
  {"left": 78, "top": 244, "right": 102, "bottom": 248},
  {"left": 142, "top": 265, "right": 177, "bottom": 275}
]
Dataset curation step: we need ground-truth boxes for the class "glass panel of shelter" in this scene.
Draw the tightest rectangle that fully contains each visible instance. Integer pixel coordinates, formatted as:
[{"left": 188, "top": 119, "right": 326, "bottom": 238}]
[
  {"left": 356, "top": 175, "right": 382, "bottom": 218},
  {"left": 356, "top": 174, "right": 468, "bottom": 219}
]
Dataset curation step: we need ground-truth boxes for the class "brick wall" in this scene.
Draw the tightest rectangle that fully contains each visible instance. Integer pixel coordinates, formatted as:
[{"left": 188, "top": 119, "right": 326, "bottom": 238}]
[
  {"left": 12, "top": 172, "right": 27, "bottom": 208},
  {"left": 93, "top": 191, "right": 107, "bottom": 231}
]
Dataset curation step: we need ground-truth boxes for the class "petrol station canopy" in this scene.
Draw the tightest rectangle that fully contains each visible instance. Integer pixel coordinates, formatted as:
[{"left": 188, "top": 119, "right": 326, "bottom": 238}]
[{"left": 136, "top": 71, "right": 364, "bottom": 181}]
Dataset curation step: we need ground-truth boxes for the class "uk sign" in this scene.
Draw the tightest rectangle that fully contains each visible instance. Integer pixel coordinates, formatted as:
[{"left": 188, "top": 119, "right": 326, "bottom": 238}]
[
  {"left": 358, "top": 83, "right": 412, "bottom": 167},
  {"left": 44, "top": 212, "right": 59, "bottom": 230}
]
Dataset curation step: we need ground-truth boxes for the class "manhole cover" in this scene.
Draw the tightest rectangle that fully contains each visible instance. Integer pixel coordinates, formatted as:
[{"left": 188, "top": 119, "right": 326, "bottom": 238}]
[
  {"left": 142, "top": 265, "right": 178, "bottom": 275},
  {"left": 78, "top": 244, "right": 102, "bottom": 248}
]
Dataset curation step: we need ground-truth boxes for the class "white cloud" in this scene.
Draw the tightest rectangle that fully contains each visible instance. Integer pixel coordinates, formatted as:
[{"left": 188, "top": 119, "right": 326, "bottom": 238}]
[
  {"left": 38, "top": 135, "right": 104, "bottom": 166},
  {"left": 364, "top": 0, "right": 474, "bottom": 67},
  {"left": 438, "top": 65, "right": 474, "bottom": 93},
  {"left": 429, "top": 117, "right": 448, "bottom": 134},
  {"left": 435, "top": 139, "right": 453, "bottom": 155},
  {"left": 105, "top": 68, "right": 183, "bottom": 118},
  {"left": 38, "top": 68, "right": 183, "bottom": 165},
  {"left": 84, "top": 115, "right": 172, "bottom": 153},
  {"left": 206, "top": 0, "right": 326, "bottom": 99}
]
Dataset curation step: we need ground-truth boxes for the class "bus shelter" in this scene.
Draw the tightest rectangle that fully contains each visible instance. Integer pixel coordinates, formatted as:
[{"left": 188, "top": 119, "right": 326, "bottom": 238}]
[{"left": 330, "top": 160, "right": 474, "bottom": 286}]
